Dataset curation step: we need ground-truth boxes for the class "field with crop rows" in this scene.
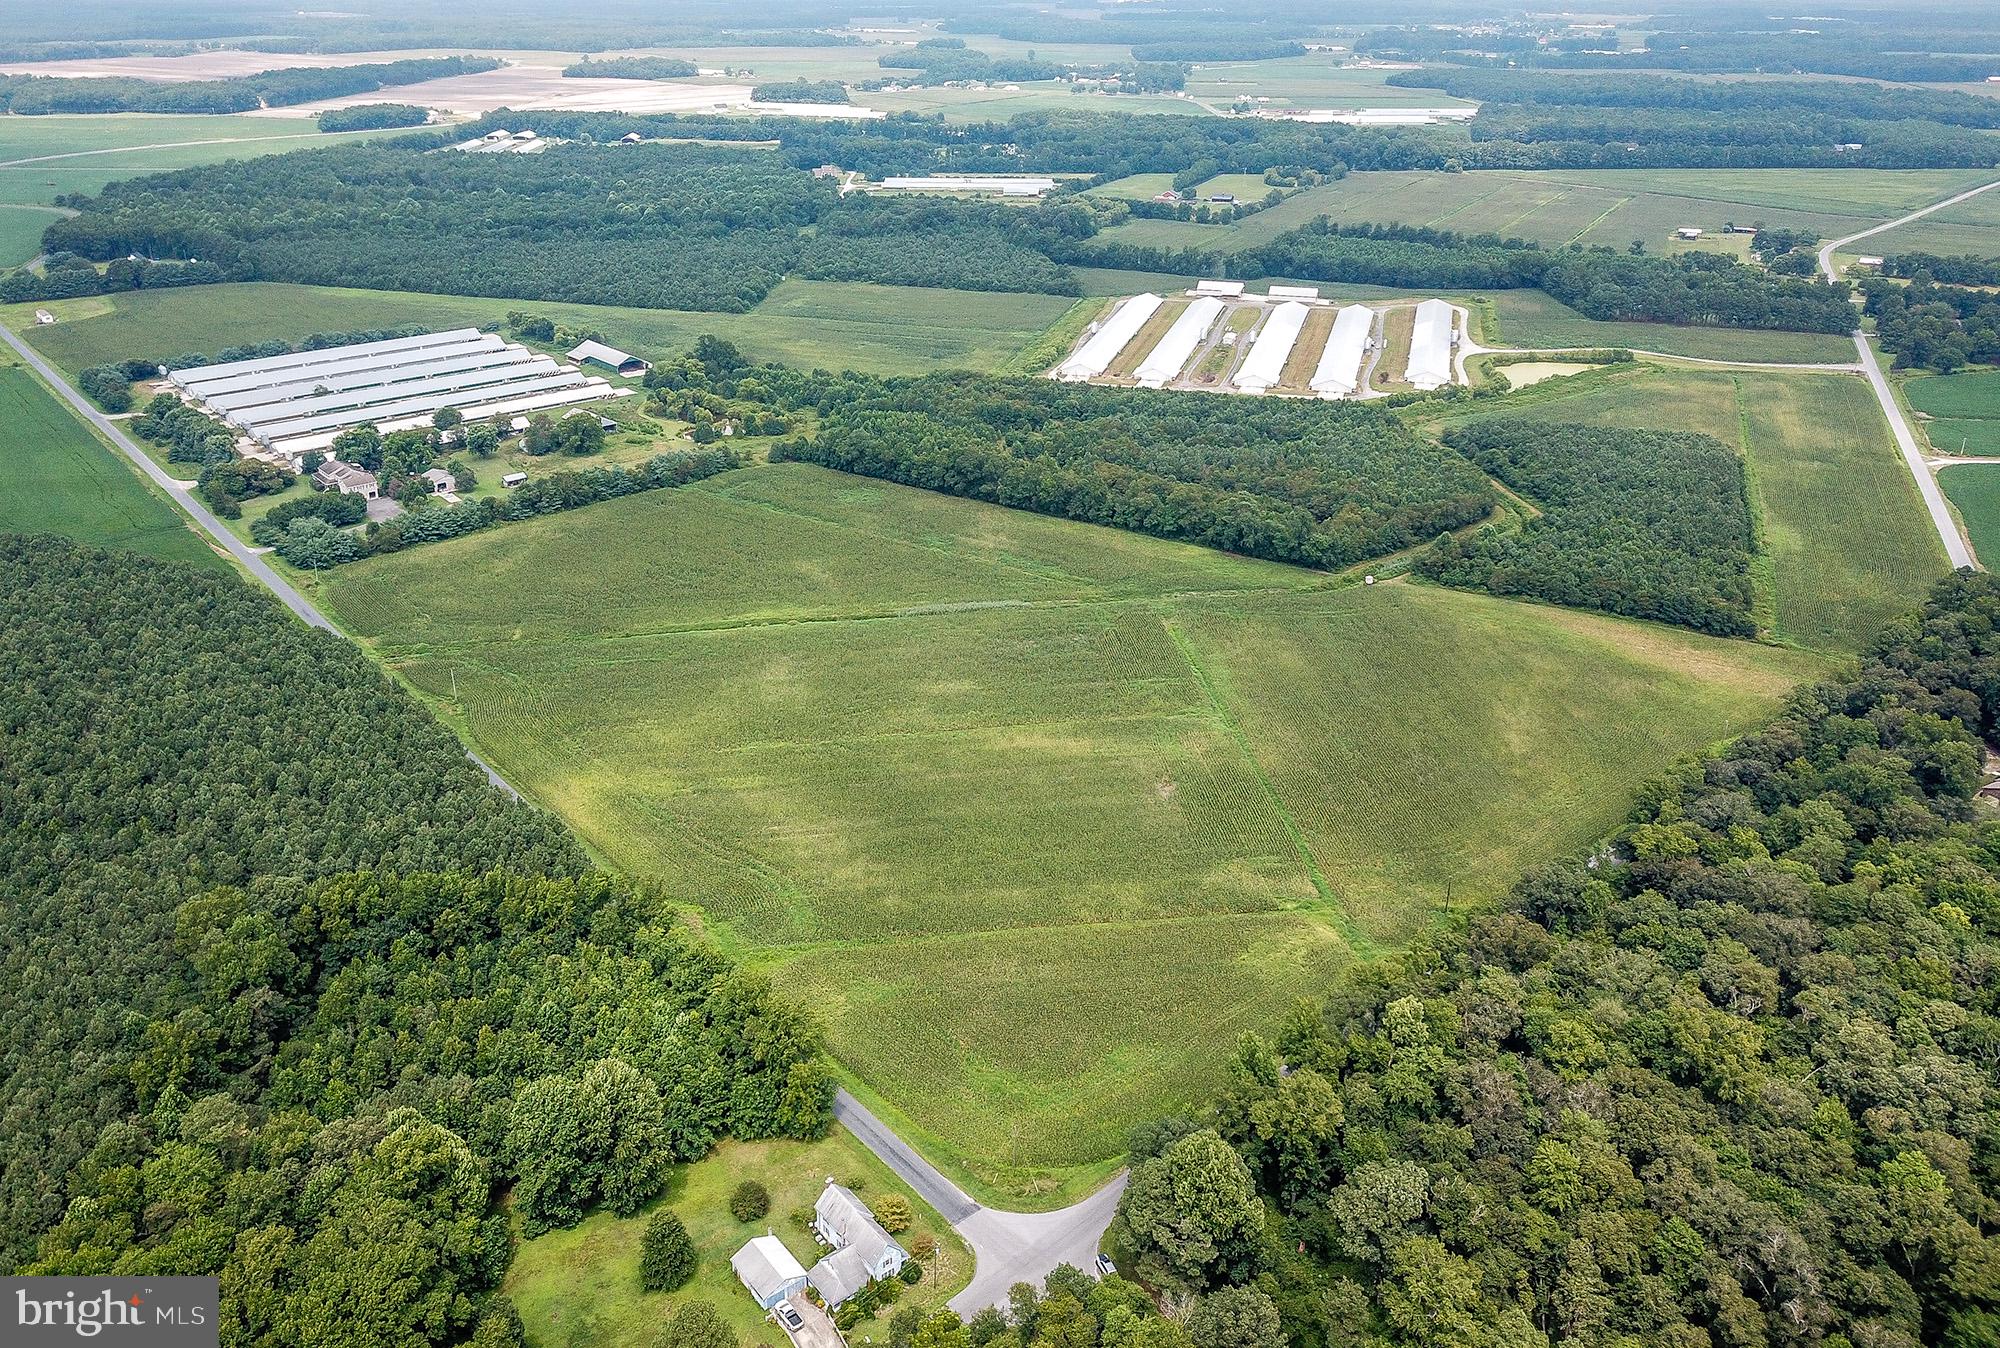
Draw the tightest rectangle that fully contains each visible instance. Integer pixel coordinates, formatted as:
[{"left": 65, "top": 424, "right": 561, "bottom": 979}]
[
  {"left": 1853, "top": 183, "right": 2000, "bottom": 260},
  {"left": 0, "top": 362, "right": 214, "bottom": 567},
  {"left": 323, "top": 461, "right": 1820, "bottom": 1194},
  {"left": 5, "top": 279, "right": 1076, "bottom": 379},
  {"left": 1939, "top": 464, "right": 2000, "bottom": 567},
  {"left": 1909, "top": 371, "right": 2000, "bottom": 455}
]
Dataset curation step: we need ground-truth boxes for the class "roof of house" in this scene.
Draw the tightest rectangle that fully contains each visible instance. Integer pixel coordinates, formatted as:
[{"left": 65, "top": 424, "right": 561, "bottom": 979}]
[
  {"left": 733, "top": 1236, "right": 808, "bottom": 1301},
  {"left": 814, "top": 1182, "right": 901, "bottom": 1268},
  {"left": 313, "top": 458, "right": 375, "bottom": 489},
  {"left": 422, "top": 467, "right": 455, "bottom": 486},
  {"left": 808, "top": 1244, "right": 875, "bottom": 1306}
]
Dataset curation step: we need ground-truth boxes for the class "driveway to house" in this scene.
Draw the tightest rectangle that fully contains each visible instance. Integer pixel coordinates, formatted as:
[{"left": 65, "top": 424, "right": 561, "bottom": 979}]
[
  {"left": 832, "top": 1090, "right": 1127, "bottom": 1317},
  {"left": 778, "top": 1294, "right": 843, "bottom": 1348}
]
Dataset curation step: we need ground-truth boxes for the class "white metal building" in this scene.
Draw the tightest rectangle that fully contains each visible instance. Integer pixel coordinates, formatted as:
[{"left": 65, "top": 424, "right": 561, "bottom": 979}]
[
  {"left": 167, "top": 329, "right": 615, "bottom": 467},
  {"left": 1134, "top": 297, "right": 1225, "bottom": 388},
  {"left": 1311, "top": 305, "right": 1375, "bottom": 398},
  {"left": 1194, "top": 280, "right": 1246, "bottom": 297},
  {"left": 1233, "top": 301, "right": 1310, "bottom": 394},
  {"left": 1268, "top": 285, "right": 1320, "bottom": 300},
  {"left": 1406, "top": 299, "right": 1456, "bottom": 391},
  {"left": 1056, "top": 293, "right": 1163, "bottom": 382},
  {"left": 880, "top": 175, "right": 1055, "bottom": 195}
]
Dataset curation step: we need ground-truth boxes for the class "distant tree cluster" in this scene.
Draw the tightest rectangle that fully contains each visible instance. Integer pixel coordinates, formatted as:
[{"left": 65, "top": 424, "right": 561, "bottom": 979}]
[
  {"left": 41, "top": 141, "right": 1085, "bottom": 310},
  {"left": 1885, "top": 253, "right": 2000, "bottom": 288},
  {"left": 0, "top": 56, "right": 497, "bottom": 115},
  {"left": 1418, "top": 420, "right": 1760, "bottom": 637},
  {"left": 1865, "top": 275, "right": 2000, "bottom": 372},
  {"left": 764, "top": 371, "right": 1495, "bottom": 570},
  {"left": 316, "top": 102, "right": 431, "bottom": 132},
  {"left": 751, "top": 79, "right": 849, "bottom": 104},
  {"left": 1107, "top": 569, "right": 2000, "bottom": 1348},
  {"left": 564, "top": 56, "right": 699, "bottom": 80},
  {"left": 0, "top": 536, "right": 835, "bottom": 1339},
  {"left": 0, "top": 252, "right": 222, "bottom": 304}
]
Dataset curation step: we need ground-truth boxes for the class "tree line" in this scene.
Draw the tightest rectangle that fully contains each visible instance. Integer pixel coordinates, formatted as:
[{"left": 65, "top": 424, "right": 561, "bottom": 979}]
[
  {"left": 316, "top": 103, "right": 431, "bottom": 132},
  {"left": 564, "top": 56, "right": 698, "bottom": 80},
  {"left": 0, "top": 536, "right": 834, "bottom": 1344},
  {"left": 1863, "top": 276, "right": 2000, "bottom": 373},
  {"left": 1103, "top": 569, "right": 2000, "bottom": 1348},
  {"left": 0, "top": 55, "right": 496, "bottom": 115},
  {"left": 1417, "top": 420, "right": 1760, "bottom": 637}
]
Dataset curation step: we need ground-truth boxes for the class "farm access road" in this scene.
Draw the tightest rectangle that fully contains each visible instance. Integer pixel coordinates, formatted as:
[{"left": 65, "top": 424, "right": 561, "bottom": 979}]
[
  {"left": 834, "top": 1090, "right": 1126, "bottom": 1316},
  {"left": 1814, "top": 177, "right": 2000, "bottom": 572}
]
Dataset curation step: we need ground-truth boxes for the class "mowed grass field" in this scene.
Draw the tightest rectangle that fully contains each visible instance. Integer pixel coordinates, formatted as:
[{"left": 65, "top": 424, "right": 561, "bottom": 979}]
[
  {"left": 0, "top": 361, "right": 214, "bottom": 567},
  {"left": 322, "top": 462, "right": 1820, "bottom": 1193},
  {"left": 1939, "top": 464, "right": 2000, "bottom": 567},
  {"left": 1908, "top": 370, "right": 2000, "bottom": 456},
  {"left": 1441, "top": 362, "right": 1946, "bottom": 650},
  {"left": 5, "top": 279, "right": 1077, "bottom": 378}
]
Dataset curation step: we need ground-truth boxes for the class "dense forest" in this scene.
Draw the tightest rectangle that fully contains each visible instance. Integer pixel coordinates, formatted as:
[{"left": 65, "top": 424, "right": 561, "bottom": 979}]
[
  {"left": 0, "top": 538, "right": 833, "bottom": 1342},
  {"left": 564, "top": 56, "right": 699, "bottom": 79},
  {"left": 1417, "top": 421, "right": 1760, "bottom": 637},
  {"left": 317, "top": 102, "right": 432, "bottom": 131},
  {"left": 40, "top": 141, "right": 1084, "bottom": 310},
  {"left": 0, "top": 55, "right": 496, "bottom": 114},
  {"left": 761, "top": 369, "right": 1495, "bottom": 570},
  {"left": 1864, "top": 277, "right": 2000, "bottom": 372},
  {"left": 1103, "top": 570, "right": 2000, "bottom": 1348}
]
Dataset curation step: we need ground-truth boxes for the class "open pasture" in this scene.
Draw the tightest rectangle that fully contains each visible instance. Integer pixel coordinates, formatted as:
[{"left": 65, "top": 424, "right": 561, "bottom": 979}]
[
  {"left": 323, "top": 461, "right": 1820, "bottom": 1190},
  {"left": 6, "top": 279, "right": 1076, "bottom": 379},
  {"left": 1443, "top": 362, "right": 1946, "bottom": 650},
  {"left": 0, "top": 363, "right": 213, "bottom": 567}
]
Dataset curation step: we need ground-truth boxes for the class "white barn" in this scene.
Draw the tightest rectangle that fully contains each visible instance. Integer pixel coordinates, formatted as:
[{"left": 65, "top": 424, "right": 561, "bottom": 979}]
[
  {"left": 1056, "top": 293, "right": 1162, "bottom": 382},
  {"left": 1232, "top": 301, "right": 1310, "bottom": 394},
  {"left": 1405, "top": 299, "right": 1456, "bottom": 391},
  {"left": 1310, "top": 305, "right": 1375, "bottom": 399},
  {"left": 1133, "top": 297, "right": 1225, "bottom": 389}
]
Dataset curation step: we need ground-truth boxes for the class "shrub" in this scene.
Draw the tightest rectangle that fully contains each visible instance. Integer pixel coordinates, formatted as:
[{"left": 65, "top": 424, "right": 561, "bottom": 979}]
[
  {"left": 898, "top": 1261, "right": 923, "bottom": 1285},
  {"left": 658, "top": 1301, "right": 736, "bottom": 1348},
  {"left": 730, "top": 1180, "right": 771, "bottom": 1222},
  {"left": 640, "top": 1209, "right": 697, "bottom": 1292},
  {"left": 909, "top": 1233, "right": 936, "bottom": 1260},
  {"left": 868, "top": 1193, "right": 913, "bottom": 1234}
]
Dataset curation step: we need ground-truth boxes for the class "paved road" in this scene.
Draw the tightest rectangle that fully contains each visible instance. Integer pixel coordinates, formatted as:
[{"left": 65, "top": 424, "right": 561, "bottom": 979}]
[
  {"left": 0, "top": 321, "right": 525, "bottom": 793},
  {"left": 1811, "top": 178, "right": 1998, "bottom": 573},
  {"left": 832, "top": 1090, "right": 1126, "bottom": 1314}
]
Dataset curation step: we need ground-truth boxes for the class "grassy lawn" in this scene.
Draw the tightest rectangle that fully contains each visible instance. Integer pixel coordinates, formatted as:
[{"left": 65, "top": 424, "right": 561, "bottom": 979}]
[
  {"left": 504, "top": 1127, "right": 971, "bottom": 1348},
  {"left": 321, "top": 462, "right": 1820, "bottom": 1195},
  {"left": 4, "top": 280, "right": 1077, "bottom": 380},
  {"left": 1445, "top": 362, "right": 1947, "bottom": 651},
  {"left": 1940, "top": 464, "right": 2000, "bottom": 566},
  {"left": 0, "top": 360, "right": 214, "bottom": 567}
]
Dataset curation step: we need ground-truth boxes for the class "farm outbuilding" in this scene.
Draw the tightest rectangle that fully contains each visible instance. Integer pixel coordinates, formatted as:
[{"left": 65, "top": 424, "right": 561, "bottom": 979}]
[
  {"left": 1056, "top": 293, "right": 1162, "bottom": 382},
  {"left": 567, "top": 340, "right": 651, "bottom": 375},
  {"left": 1134, "top": 296, "right": 1225, "bottom": 388},
  {"left": 1233, "top": 301, "right": 1310, "bottom": 394},
  {"left": 880, "top": 175, "right": 1055, "bottom": 196},
  {"left": 168, "top": 329, "right": 616, "bottom": 467},
  {"left": 1405, "top": 299, "right": 1456, "bottom": 391},
  {"left": 1194, "top": 280, "right": 1246, "bottom": 297},
  {"left": 1311, "top": 305, "right": 1375, "bottom": 398},
  {"left": 732, "top": 1236, "right": 809, "bottom": 1311}
]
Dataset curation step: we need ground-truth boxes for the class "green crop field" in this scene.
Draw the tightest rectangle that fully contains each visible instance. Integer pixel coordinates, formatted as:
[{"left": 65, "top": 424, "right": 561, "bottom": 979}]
[
  {"left": 1184, "top": 57, "right": 1477, "bottom": 110},
  {"left": 1908, "top": 371, "right": 2000, "bottom": 456},
  {"left": 0, "top": 362, "right": 213, "bottom": 567},
  {"left": 0, "top": 205, "right": 62, "bottom": 268},
  {"left": 1856, "top": 183, "right": 2000, "bottom": 259},
  {"left": 4, "top": 279, "right": 1076, "bottom": 379},
  {"left": 1447, "top": 362, "right": 1947, "bottom": 650},
  {"left": 1088, "top": 167, "right": 1990, "bottom": 256},
  {"left": 506, "top": 1126, "right": 971, "bottom": 1348},
  {"left": 322, "top": 461, "right": 1819, "bottom": 1194},
  {"left": 1940, "top": 464, "right": 2000, "bottom": 567},
  {"left": 1480, "top": 290, "right": 1859, "bottom": 363},
  {"left": 0, "top": 113, "right": 426, "bottom": 211}
]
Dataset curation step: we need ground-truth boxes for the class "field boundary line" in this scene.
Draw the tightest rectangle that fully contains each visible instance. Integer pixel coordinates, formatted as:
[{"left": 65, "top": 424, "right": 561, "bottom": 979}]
[
  {"left": 1730, "top": 375, "right": 1784, "bottom": 638},
  {"left": 1157, "top": 613, "right": 1376, "bottom": 956}
]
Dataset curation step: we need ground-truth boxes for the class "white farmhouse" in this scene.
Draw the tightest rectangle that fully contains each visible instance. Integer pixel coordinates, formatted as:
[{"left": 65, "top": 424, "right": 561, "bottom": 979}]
[{"left": 807, "top": 1180, "right": 907, "bottom": 1307}]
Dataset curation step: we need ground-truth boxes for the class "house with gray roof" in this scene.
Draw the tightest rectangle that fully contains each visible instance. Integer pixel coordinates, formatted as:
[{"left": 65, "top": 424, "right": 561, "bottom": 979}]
[{"left": 807, "top": 1179, "right": 906, "bottom": 1306}]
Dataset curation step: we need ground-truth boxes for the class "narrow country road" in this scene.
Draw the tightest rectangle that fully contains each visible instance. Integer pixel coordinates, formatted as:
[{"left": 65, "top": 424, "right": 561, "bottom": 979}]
[
  {"left": 0, "top": 321, "right": 525, "bottom": 793},
  {"left": 1812, "top": 178, "right": 1999, "bottom": 573},
  {"left": 833, "top": 1090, "right": 1127, "bottom": 1315}
]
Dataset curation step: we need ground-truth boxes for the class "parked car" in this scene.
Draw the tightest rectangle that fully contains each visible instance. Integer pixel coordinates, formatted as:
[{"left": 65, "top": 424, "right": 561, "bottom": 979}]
[
  {"left": 778, "top": 1305, "right": 805, "bottom": 1332},
  {"left": 1094, "top": 1254, "right": 1116, "bottom": 1278}
]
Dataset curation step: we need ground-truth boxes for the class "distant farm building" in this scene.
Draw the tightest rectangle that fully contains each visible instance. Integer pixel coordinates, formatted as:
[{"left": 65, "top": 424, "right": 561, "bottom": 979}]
[
  {"left": 32, "top": 309, "right": 55, "bottom": 325},
  {"left": 1311, "top": 305, "right": 1375, "bottom": 399},
  {"left": 880, "top": 175, "right": 1057, "bottom": 196},
  {"left": 1405, "top": 299, "right": 1457, "bottom": 391},
  {"left": 1056, "top": 293, "right": 1162, "bottom": 382},
  {"left": 167, "top": 329, "right": 616, "bottom": 469},
  {"left": 1207, "top": 193, "right": 1236, "bottom": 204},
  {"left": 1134, "top": 296, "right": 1225, "bottom": 388},
  {"left": 502, "top": 471, "right": 528, "bottom": 488},
  {"left": 1855, "top": 255, "right": 1885, "bottom": 269},
  {"left": 1675, "top": 227, "right": 1704, "bottom": 240},
  {"left": 450, "top": 129, "right": 552, "bottom": 154},
  {"left": 1233, "top": 301, "right": 1310, "bottom": 395},
  {"left": 1194, "top": 280, "right": 1246, "bottom": 297},
  {"left": 421, "top": 467, "right": 456, "bottom": 495},
  {"left": 1268, "top": 285, "right": 1320, "bottom": 300},
  {"left": 567, "top": 340, "right": 651, "bottom": 375}
]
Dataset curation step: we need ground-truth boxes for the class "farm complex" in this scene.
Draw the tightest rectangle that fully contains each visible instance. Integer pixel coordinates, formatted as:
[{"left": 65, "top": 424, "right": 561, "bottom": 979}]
[
  {"left": 1053, "top": 287, "right": 1464, "bottom": 396},
  {"left": 165, "top": 329, "right": 619, "bottom": 467}
]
